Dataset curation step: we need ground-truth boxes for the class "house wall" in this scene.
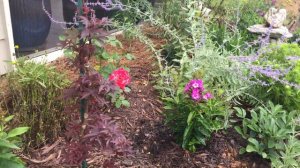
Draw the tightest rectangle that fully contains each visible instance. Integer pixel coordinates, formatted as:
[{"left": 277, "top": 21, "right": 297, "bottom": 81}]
[{"left": 0, "top": 0, "right": 15, "bottom": 75}]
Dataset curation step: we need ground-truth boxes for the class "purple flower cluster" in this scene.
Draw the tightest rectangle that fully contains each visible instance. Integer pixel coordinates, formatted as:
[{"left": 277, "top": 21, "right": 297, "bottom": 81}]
[
  {"left": 184, "top": 79, "right": 213, "bottom": 101},
  {"left": 248, "top": 65, "right": 286, "bottom": 78},
  {"left": 229, "top": 55, "right": 259, "bottom": 63}
]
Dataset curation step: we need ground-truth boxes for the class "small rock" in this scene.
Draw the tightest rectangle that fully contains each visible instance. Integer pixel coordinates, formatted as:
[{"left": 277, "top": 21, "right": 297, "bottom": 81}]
[
  {"left": 247, "top": 24, "right": 293, "bottom": 38},
  {"left": 113, "top": 117, "right": 121, "bottom": 120},
  {"left": 221, "top": 153, "right": 227, "bottom": 159},
  {"left": 230, "top": 161, "right": 242, "bottom": 168},
  {"left": 230, "top": 139, "right": 235, "bottom": 145},
  {"left": 217, "top": 165, "right": 226, "bottom": 168},
  {"left": 122, "top": 159, "right": 133, "bottom": 166}
]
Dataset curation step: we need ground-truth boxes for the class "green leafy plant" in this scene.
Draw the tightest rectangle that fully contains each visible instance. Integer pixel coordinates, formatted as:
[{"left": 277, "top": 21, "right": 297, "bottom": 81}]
[
  {"left": 110, "top": 87, "right": 131, "bottom": 108},
  {"left": 93, "top": 36, "right": 133, "bottom": 109},
  {"left": 158, "top": 0, "right": 186, "bottom": 31},
  {"left": 7, "top": 59, "right": 69, "bottom": 148},
  {"left": 165, "top": 79, "right": 230, "bottom": 152},
  {"left": 272, "top": 135, "right": 300, "bottom": 168},
  {"left": 251, "top": 43, "right": 300, "bottom": 111},
  {"left": 94, "top": 36, "right": 135, "bottom": 78},
  {"left": 114, "top": 0, "right": 154, "bottom": 24},
  {"left": 206, "top": 0, "right": 268, "bottom": 53},
  {"left": 165, "top": 97, "right": 230, "bottom": 152},
  {"left": 0, "top": 113, "right": 29, "bottom": 168},
  {"left": 234, "top": 102, "right": 300, "bottom": 167},
  {"left": 262, "top": 43, "right": 300, "bottom": 63}
]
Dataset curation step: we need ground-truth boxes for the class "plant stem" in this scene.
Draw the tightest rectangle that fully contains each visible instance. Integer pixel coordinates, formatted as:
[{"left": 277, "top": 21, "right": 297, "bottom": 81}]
[
  {"left": 77, "top": 0, "right": 88, "bottom": 168},
  {"left": 81, "top": 160, "right": 88, "bottom": 168}
]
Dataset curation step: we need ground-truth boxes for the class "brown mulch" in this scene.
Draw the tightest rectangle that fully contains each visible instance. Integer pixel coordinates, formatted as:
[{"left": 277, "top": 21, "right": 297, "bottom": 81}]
[
  {"left": 275, "top": 0, "right": 300, "bottom": 31},
  {"left": 0, "top": 33, "right": 270, "bottom": 168}
]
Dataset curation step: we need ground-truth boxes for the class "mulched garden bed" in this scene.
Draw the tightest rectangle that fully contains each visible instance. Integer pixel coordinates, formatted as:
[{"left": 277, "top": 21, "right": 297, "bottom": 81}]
[{"left": 1, "top": 33, "right": 270, "bottom": 168}]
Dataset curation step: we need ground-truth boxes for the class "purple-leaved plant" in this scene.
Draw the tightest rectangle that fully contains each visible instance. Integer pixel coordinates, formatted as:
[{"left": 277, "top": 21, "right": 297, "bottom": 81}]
[{"left": 53, "top": 2, "right": 132, "bottom": 167}]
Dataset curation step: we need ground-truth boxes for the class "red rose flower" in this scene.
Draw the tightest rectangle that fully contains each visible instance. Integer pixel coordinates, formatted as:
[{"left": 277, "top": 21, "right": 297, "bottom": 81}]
[{"left": 109, "top": 68, "right": 131, "bottom": 90}]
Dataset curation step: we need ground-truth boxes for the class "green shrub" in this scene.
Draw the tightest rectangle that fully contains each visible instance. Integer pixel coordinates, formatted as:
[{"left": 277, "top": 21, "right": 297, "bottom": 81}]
[
  {"left": 234, "top": 102, "right": 300, "bottom": 167},
  {"left": 263, "top": 43, "right": 300, "bottom": 63},
  {"left": 165, "top": 92, "right": 230, "bottom": 152},
  {"left": 8, "top": 60, "right": 70, "bottom": 148},
  {"left": 272, "top": 135, "right": 300, "bottom": 168},
  {"left": 113, "top": 0, "right": 153, "bottom": 24},
  {"left": 158, "top": 0, "right": 186, "bottom": 31},
  {"left": 0, "top": 113, "right": 28, "bottom": 168},
  {"left": 252, "top": 43, "right": 300, "bottom": 111},
  {"left": 206, "top": 0, "right": 268, "bottom": 53}
]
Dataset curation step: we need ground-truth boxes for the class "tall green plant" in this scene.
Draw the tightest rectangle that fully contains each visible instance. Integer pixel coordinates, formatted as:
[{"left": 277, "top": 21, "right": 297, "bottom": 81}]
[
  {"left": 205, "top": 0, "right": 268, "bottom": 53},
  {"left": 165, "top": 96, "right": 230, "bottom": 152},
  {"left": 8, "top": 60, "right": 69, "bottom": 148},
  {"left": 164, "top": 78, "right": 230, "bottom": 152}
]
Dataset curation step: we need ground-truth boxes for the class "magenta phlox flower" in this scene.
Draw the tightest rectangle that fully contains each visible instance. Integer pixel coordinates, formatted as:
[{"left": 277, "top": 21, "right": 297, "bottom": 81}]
[
  {"left": 203, "top": 92, "right": 213, "bottom": 100},
  {"left": 191, "top": 88, "right": 201, "bottom": 101},
  {"left": 184, "top": 79, "right": 213, "bottom": 102},
  {"left": 184, "top": 79, "right": 204, "bottom": 93}
]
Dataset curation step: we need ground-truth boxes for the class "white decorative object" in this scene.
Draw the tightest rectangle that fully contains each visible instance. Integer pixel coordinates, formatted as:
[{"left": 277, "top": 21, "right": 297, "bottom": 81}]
[{"left": 264, "top": 7, "right": 287, "bottom": 28}]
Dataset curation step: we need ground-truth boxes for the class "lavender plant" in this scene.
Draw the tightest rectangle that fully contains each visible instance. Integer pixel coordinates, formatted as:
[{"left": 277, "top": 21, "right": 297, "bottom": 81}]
[{"left": 230, "top": 43, "right": 300, "bottom": 111}]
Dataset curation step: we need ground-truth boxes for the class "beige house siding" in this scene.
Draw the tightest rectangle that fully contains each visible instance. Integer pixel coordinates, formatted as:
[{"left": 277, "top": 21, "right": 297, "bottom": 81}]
[{"left": 0, "top": 0, "right": 15, "bottom": 75}]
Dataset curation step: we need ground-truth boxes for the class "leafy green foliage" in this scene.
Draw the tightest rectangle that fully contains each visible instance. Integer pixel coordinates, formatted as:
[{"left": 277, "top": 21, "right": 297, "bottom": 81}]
[
  {"left": 272, "top": 135, "right": 300, "bottom": 168},
  {"left": 158, "top": 0, "right": 186, "bottom": 31},
  {"left": 93, "top": 36, "right": 133, "bottom": 79},
  {"left": 113, "top": 0, "right": 153, "bottom": 24},
  {"left": 252, "top": 43, "right": 300, "bottom": 111},
  {"left": 92, "top": 37, "right": 132, "bottom": 108},
  {"left": 7, "top": 59, "right": 69, "bottom": 148},
  {"left": 0, "top": 114, "right": 28, "bottom": 168},
  {"left": 165, "top": 94, "right": 230, "bottom": 152},
  {"left": 263, "top": 43, "right": 300, "bottom": 63},
  {"left": 206, "top": 0, "right": 268, "bottom": 54},
  {"left": 109, "top": 87, "right": 131, "bottom": 108},
  {"left": 234, "top": 102, "right": 300, "bottom": 167}
]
